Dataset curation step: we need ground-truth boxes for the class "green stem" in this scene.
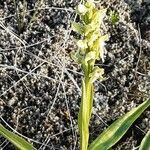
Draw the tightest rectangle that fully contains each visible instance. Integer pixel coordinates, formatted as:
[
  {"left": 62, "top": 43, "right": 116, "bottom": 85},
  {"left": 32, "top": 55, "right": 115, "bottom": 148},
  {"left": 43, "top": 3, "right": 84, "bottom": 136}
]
[{"left": 78, "top": 74, "right": 94, "bottom": 150}]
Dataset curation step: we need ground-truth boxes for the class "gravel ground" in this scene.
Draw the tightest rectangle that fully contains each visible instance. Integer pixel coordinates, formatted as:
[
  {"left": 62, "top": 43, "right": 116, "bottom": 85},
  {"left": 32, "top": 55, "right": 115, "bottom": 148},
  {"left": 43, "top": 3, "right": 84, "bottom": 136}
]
[{"left": 0, "top": 0, "right": 150, "bottom": 150}]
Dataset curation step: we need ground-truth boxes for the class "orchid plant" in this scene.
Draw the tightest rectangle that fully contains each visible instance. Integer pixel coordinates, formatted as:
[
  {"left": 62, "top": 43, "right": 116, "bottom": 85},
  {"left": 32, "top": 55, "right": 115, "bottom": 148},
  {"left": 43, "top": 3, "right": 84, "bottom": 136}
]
[
  {"left": 0, "top": 1, "right": 150, "bottom": 150},
  {"left": 72, "top": 1, "right": 150, "bottom": 150},
  {"left": 72, "top": 1, "right": 108, "bottom": 149}
]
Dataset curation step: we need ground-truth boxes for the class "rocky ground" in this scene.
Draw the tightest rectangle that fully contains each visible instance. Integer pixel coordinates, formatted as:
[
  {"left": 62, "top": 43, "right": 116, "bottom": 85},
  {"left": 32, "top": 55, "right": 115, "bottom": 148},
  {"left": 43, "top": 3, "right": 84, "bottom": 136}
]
[{"left": 0, "top": 0, "right": 150, "bottom": 150}]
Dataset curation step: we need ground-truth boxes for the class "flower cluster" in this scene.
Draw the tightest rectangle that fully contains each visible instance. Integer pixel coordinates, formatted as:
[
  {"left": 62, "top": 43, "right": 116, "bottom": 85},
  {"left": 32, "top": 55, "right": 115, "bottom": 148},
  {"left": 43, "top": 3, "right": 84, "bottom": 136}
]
[{"left": 72, "top": 0, "right": 108, "bottom": 83}]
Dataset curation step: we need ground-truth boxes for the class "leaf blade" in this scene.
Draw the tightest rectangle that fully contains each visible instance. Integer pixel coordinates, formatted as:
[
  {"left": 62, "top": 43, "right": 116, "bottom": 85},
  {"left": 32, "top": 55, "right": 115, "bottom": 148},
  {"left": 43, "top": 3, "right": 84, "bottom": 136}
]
[
  {"left": 139, "top": 129, "right": 150, "bottom": 150},
  {"left": 0, "top": 124, "right": 36, "bottom": 150},
  {"left": 89, "top": 98, "right": 150, "bottom": 150}
]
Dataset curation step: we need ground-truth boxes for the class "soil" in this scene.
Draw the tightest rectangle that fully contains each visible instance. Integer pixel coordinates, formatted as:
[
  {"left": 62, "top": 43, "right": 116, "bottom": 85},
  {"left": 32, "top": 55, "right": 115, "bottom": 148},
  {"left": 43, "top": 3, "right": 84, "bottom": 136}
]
[{"left": 0, "top": 0, "right": 150, "bottom": 150}]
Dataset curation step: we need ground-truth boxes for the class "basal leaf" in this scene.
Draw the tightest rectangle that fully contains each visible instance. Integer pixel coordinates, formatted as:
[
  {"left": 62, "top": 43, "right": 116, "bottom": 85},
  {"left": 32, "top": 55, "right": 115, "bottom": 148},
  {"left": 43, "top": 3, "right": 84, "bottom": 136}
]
[
  {"left": 89, "top": 98, "right": 150, "bottom": 150},
  {"left": 0, "top": 124, "right": 36, "bottom": 150},
  {"left": 139, "top": 129, "right": 150, "bottom": 150}
]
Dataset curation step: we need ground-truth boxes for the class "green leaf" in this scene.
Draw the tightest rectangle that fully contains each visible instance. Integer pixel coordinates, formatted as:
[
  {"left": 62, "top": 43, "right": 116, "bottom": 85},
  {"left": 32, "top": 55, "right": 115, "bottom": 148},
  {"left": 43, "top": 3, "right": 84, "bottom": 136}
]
[
  {"left": 0, "top": 124, "right": 36, "bottom": 150},
  {"left": 109, "top": 10, "right": 119, "bottom": 25},
  {"left": 89, "top": 98, "right": 150, "bottom": 150},
  {"left": 139, "top": 129, "right": 150, "bottom": 150}
]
